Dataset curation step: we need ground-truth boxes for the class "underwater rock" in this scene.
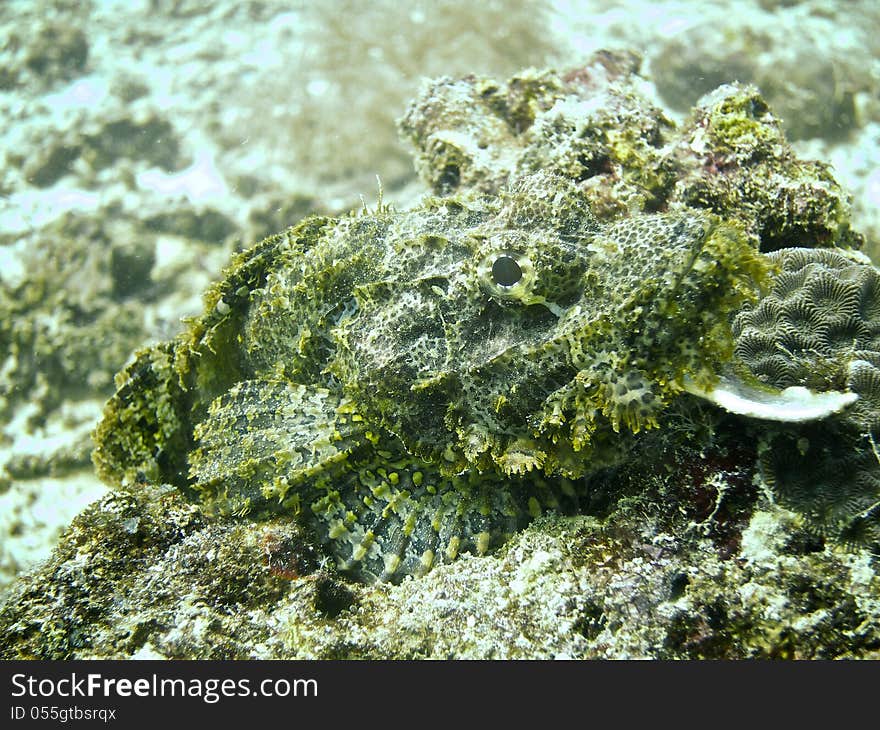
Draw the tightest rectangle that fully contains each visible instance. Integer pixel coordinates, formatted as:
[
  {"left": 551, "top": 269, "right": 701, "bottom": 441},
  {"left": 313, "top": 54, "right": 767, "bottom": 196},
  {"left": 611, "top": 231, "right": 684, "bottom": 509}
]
[
  {"left": 24, "top": 143, "right": 82, "bottom": 189},
  {"left": 81, "top": 114, "right": 184, "bottom": 174},
  {"left": 0, "top": 215, "right": 154, "bottom": 429},
  {"left": 25, "top": 24, "right": 89, "bottom": 83},
  {"left": 668, "top": 85, "right": 863, "bottom": 252},
  {"left": 401, "top": 63, "right": 861, "bottom": 252},
  {"left": 23, "top": 112, "right": 185, "bottom": 189},
  {"left": 651, "top": 21, "right": 863, "bottom": 142},
  {"left": 0, "top": 21, "right": 90, "bottom": 90},
  {"left": 1, "top": 480, "right": 878, "bottom": 659},
  {"left": 0, "top": 203, "right": 240, "bottom": 598},
  {"left": 143, "top": 207, "right": 238, "bottom": 245},
  {"left": 399, "top": 54, "right": 676, "bottom": 216},
  {"left": 0, "top": 200, "right": 249, "bottom": 441}
]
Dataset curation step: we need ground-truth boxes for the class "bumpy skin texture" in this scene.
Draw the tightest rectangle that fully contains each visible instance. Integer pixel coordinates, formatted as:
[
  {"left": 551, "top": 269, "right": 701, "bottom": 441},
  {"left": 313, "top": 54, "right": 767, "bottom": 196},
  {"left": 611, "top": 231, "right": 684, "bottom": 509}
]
[
  {"left": 399, "top": 55, "right": 676, "bottom": 218},
  {"left": 733, "top": 248, "right": 880, "bottom": 545},
  {"left": 93, "top": 172, "right": 767, "bottom": 582},
  {"left": 668, "top": 85, "right": 862, "bottom": 252}
]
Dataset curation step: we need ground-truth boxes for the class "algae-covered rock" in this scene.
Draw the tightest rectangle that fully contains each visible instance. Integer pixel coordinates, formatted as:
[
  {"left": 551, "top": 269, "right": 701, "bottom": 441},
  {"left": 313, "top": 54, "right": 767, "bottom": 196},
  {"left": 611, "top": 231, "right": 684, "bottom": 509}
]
[
  {"left": 2, "top": 455, "right": 878, "bottom": 659},
  {"left": 668, "top": 84, "right": 863, "bottom": 251},
  {"left": 23, "top": 112, "right": 186, "bottom": 189},
  {"left": 0, "top": 200, "right": 246, "bottom": 596},
  {"left": 0, "top": 20, "right": 89, "bottom": 90},
  {"left": 0, "top": 214, "right": 155, "bottom": 428},
  {"left": 401, "top": 62, "right": 861, "bottom": 252},
  {"left": 0, "top": 200, "right": 249, "bottom": 441},
  {"left": 399, "top": 52, "right": 676, "bottom": 216}
]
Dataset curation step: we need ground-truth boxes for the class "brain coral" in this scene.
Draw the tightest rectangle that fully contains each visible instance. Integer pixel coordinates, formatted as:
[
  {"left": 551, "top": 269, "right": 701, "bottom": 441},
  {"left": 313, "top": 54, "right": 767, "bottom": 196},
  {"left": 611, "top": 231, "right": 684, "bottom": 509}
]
[
  {"left": 733, "top": 248, "right": 880, "bottom": 546},
  {"left": 733, "top": 247, "right": 880, "bottom": 390}
]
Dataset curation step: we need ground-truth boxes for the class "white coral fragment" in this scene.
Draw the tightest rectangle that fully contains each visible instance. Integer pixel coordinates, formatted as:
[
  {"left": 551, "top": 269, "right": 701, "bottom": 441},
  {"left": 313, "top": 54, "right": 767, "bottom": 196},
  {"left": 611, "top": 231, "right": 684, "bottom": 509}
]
[{"left": 685, "top": 375, "right": 858, "bottom": 422}]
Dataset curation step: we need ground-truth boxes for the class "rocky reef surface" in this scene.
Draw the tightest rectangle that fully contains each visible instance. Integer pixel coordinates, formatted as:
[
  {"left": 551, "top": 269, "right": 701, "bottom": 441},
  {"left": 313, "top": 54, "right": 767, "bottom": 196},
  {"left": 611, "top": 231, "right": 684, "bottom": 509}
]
[
  {"left": 4, "top": 483, "right": 879, "bottom": 659},
  {"left": 2, "top": 0, "right": 880, "bottom": 659}
]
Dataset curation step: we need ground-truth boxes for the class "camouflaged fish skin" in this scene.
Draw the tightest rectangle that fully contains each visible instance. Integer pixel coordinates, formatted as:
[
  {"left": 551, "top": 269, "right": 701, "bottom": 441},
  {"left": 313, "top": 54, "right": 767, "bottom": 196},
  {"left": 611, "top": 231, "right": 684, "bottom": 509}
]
[{"left": 92, "top": 171, "right": 768, "bottom": 582}]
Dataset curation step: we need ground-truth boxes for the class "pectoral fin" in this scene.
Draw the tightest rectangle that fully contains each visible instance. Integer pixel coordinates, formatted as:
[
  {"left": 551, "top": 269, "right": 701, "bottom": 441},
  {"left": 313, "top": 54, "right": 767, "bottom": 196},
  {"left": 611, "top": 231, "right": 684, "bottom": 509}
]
[{"left": 189, "top": 379, "right": 364, "bottom": 516}]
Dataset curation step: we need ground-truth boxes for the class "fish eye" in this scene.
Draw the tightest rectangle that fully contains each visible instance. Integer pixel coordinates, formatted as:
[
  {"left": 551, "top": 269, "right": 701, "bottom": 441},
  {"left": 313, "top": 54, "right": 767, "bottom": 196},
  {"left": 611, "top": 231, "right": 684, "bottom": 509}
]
[
  {"left": 478, "top": 246, "right": 536, "bottom": 304},
  {"left": 491, "top": 255, "right": 523, "bottom": 288}
]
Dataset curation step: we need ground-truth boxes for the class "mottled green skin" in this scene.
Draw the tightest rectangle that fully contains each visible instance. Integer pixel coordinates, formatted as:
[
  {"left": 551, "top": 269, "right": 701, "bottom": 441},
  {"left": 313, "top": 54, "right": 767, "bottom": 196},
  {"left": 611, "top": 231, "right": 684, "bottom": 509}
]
[{"left": 93, "top": 172, "right": 766, "bottom": 581}]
